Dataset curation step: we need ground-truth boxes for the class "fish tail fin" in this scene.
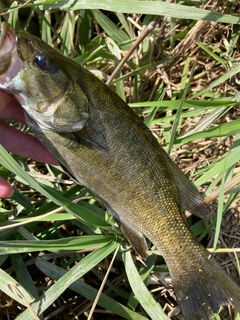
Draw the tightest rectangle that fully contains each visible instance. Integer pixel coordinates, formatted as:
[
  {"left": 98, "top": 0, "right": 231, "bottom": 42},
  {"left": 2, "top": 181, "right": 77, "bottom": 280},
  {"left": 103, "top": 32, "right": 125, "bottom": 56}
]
[{"left": 173, "top": 257, "right": 240, "bottom": 320}]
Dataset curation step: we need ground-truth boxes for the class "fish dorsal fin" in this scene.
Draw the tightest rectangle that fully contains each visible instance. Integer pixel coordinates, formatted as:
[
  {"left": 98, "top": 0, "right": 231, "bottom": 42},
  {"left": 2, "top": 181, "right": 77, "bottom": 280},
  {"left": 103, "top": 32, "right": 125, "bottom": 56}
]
[{"left": 162, "top": 149, "right": 209, "bottom": 218}]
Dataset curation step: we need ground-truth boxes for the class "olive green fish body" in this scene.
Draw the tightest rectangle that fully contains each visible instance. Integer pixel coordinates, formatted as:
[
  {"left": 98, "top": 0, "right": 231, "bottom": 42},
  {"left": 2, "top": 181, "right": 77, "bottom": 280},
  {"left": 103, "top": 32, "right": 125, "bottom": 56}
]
[
  {"left": 1, "top": 23, "right": 240, "bottom": 319},
  {"left": 25, "top": 66, "right": 201, "bottom": 266}
]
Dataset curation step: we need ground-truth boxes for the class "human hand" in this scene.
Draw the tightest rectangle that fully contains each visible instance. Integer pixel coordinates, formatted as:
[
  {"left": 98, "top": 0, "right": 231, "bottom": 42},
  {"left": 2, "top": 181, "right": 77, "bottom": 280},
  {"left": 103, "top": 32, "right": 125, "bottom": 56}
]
[{"left": 0, "top": 90, "right": 58, "bottom": 198}]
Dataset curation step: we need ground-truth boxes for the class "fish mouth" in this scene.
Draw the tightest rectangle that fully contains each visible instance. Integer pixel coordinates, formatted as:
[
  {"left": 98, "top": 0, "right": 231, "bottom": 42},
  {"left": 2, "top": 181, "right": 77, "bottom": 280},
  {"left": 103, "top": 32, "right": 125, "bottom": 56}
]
[
  {"left": 0, "top": 22, "right": 23, "bottom": 86},
  {"left": 0, "top": 22, "right": 16, "bottom": 68}
]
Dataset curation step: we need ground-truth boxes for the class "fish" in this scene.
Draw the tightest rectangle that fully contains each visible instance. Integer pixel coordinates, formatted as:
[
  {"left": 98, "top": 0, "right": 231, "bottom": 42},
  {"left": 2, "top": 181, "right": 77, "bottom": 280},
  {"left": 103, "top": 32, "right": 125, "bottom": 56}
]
[{"left": 0, "top": 22, "right": 240, "bottom": 319}]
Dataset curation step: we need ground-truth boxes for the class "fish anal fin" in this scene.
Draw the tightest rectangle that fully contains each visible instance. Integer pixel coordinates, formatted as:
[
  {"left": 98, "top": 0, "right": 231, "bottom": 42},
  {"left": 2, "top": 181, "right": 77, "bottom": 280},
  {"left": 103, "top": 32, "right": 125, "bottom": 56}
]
[
  {"left": 120, "top": 222, "right": 149, "bottom": 259},
  {"left": 109, "top": 209, "right": 149, "bottom": 259}
]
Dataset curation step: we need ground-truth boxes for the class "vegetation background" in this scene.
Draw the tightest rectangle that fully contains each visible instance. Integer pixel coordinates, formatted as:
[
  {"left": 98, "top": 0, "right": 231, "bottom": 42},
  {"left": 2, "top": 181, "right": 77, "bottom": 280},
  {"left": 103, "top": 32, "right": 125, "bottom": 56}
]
[{"left": 0, "top": 0, "right": 240, "bottom": 319}]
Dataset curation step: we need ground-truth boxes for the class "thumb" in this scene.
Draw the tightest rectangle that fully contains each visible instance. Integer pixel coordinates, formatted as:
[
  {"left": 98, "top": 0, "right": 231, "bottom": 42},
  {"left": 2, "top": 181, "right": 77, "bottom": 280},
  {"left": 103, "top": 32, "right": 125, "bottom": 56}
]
[{"left": 0, "top": 177, "right": 13, "bottom": 198}]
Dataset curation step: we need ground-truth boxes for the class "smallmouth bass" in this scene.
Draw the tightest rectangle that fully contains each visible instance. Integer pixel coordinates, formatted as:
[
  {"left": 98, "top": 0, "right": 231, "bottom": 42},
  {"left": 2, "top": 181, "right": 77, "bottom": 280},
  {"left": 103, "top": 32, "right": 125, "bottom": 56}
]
[{"left": 0, "top": 22, "right": 240, "bottom": 319}]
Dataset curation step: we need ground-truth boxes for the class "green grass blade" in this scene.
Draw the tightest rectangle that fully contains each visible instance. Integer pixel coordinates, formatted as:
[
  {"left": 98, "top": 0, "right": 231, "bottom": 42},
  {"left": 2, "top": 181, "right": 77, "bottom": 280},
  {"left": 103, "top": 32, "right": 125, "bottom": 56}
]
[
  {"left": 32, "top": 1, "right": 240, "bottom": 24},
  {"left": 144, "top": 90, "right": 165, "bottom": 128},
  {"left": 130, "top": 100, "right": 238, "bottom": 110},
  {"left": 195, "top": 144, "right": 240, "bottom": 187},
  {"left": 197, "top": 42, "right": 228, "bottom": 66},
  {"left": 168, "top": 57, "right": 193, "bottom": 154},
  {"left": 213, "top": 170, "right": 229, "bottom": 249},
  {"left": 116, "top": 12, "right": 132, "bottom": 38},
  {"left": 92, "top": 9, "right": 129, "bottom": 46},
  {"left": 179, "top": 106, "right": 232, "bottom": 139},
  {"left": 35, "top": 257, "right": 148, "bottom": 320},
  {"left": 190, "top": 64, "right": 240, "bottom": 99},
  {"left": 41, "top": 10, "right": 53, "bottom": 46},
  {"left": 127, "top": 254, "right": 157, "bottom": 311},
  {"left": 11, "top": 254, "right": 39, "bottom": 301},
  {"left": 0, "top": 235, "right": 115, "bottom": 254},
  {"left": 175, "top": 118, "right": 240, "bottom": 146},
  {"left": 78, "top": 9, "right": 94, "bottom": 50},
  {"left": 123, "top": 250, "right": 170, "bottom": 320},
  {"left": 60, "top": 11, "right": 75, "bottom": 55},
  {"left": 0, "top": 268, "right": 34, "bottom": 306},
  {"left": 16, "top": 239, "right": 120, "bottom": 319}
]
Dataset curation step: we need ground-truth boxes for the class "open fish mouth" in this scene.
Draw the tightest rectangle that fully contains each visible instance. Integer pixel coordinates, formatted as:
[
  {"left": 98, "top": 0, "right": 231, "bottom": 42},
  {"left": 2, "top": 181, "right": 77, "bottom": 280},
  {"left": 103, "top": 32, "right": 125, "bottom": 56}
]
[{"left": 0, "top": 22, "right": 24, "bottom": 87}]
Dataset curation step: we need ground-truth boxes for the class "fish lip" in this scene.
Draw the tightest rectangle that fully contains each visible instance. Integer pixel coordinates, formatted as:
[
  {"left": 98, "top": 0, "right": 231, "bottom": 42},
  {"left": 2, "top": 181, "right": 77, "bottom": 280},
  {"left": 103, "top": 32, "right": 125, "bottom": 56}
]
[
  {"left": 0, "top": 22, "right": 16, "bottom": 57},
  {"left": 0, "top": 22, "right": 9, "bottom": 48}
]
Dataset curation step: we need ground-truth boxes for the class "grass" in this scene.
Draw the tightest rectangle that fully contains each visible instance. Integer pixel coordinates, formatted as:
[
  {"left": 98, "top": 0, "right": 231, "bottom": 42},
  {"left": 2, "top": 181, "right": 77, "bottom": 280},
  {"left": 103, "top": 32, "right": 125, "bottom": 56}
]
[{"left": 0, "top": 0, "right": 240, "bottom": 319}]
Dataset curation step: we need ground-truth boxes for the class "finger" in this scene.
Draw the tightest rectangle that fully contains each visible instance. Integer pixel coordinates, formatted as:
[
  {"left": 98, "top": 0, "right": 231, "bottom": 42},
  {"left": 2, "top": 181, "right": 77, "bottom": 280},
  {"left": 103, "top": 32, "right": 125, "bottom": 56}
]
[
  {"left": 0, "top": 177, "right": 13, "bottom": 198},
  {"left": 0, "top": 91, "right": 13, "bottom": 112},
  {"left": 0, "top": 122, "right": 58, "bottom": 165},
  {"left": 0, "top": 95, "right": 25, "bottom": 123}
]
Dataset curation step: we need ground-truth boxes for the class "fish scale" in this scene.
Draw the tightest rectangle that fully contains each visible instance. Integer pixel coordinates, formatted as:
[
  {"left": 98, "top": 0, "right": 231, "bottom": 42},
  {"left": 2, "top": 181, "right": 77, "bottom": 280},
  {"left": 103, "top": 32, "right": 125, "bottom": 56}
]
[{"left": 0, "top": 22, "right": 240, "bottom": 319}]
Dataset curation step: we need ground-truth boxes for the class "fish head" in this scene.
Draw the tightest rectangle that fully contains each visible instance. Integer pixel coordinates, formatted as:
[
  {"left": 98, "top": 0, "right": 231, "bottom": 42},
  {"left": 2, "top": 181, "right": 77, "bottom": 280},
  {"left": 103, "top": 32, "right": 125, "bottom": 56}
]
[{"left": 0, "top": 22, "right": 89, "bottom": 132}]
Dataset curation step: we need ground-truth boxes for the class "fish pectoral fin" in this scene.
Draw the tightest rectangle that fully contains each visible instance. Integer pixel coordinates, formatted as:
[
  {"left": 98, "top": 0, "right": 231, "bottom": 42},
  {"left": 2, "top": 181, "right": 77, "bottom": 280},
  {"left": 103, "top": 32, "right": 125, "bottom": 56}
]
[
  {"left": 80, "top": 135, "right": 106, "bottom": 152},
  {"left": 67, "top": 132, "right": 106, "bottom": 152},
  {"left": 109, "top": 209, "right": 149, "bottom": 259}
]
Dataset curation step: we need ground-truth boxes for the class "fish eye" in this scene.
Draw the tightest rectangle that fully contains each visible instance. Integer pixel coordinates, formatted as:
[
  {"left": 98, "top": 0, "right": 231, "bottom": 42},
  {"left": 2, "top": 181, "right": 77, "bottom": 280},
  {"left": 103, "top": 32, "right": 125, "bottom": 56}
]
[{"left": 33, "top": 53, "right": 48, "bottom": 69}]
